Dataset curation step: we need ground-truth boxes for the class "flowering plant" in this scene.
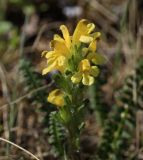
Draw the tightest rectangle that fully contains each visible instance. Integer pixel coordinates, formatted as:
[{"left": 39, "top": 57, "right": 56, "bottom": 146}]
[{"left": 42, "top": 19, "right": 106, "bottom": 159}]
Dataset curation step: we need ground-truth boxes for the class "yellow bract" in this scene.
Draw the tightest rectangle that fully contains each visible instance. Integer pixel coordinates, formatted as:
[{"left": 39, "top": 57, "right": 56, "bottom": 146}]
[
  {"left": 71, "top": 59, "right": 99, "bottom": 86},
  {"left": 47, "top": 89, "right": 65, "bottom": 107}
]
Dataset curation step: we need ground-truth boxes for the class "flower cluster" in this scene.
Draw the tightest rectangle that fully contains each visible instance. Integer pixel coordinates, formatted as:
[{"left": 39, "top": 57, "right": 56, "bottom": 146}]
[{"left": 42, "top": 19, "right": 105, "bottom": 107}]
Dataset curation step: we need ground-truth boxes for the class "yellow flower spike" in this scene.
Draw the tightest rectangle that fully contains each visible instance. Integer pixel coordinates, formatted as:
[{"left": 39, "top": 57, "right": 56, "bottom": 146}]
[
  {"left": 42, "top": 19, "right": 104, "bottom": 75},
  {"left": 60, "top": 25, "right": 71, "bottom": 49},
  {"left": 48, "top": 89, "right": 65, "bottom": 107},
  {"left": 71, "top": 59, "right": 99, "bottom": 86}
]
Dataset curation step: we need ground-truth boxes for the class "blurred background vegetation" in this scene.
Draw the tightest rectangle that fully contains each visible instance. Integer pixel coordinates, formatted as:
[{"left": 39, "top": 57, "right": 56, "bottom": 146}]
[{"left": 0, "top": 0, "right": 143, "bottom": 159}]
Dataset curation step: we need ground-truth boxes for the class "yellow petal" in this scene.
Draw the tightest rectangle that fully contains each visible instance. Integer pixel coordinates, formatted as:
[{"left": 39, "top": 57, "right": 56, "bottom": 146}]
[
  {"left": 60, "top": 25, "right": 71, "bottom": 49},
  {"left": 54, "top": 34, "right": 65, "bottom": 42},
  {"left": 79, "top": 59, "right": 90, "bottom": 72},
  {"left": 90, "top": 66, "right": 99, "bottom": 77},
  {"left": 42, "top": 61, "right": 57, "bottom": 75},
  {"left": 48, "top": 89, "right": 64, "bottom": 107},
  {"left": 45, "top": 51, "right": 56, "bottom": 59},
  {"left": 91, "top": 32, "right": 101, "bottom": 39},
  {"left": 79, "top": 35, "right": 93, "bottom": 43},
  {"left": 71, "top": 72, "right": 82, "bottom": 83},
  {"left": 87, "top": 23, "right": 95, "bottom": 34},
  {"left": 82, "top": 74, "right": 94, "bottom": 86},
  {"left": 42, "top": 68, "right": 50, "bottom": 75}
]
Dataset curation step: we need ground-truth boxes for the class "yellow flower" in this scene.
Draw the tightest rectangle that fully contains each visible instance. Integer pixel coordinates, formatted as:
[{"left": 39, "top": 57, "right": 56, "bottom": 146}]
[
  {"left": 42, "top": 19, "right": 100, "bottom": 75},
  {"left": 71, "top": 59, "right": 99, "bottom": 86},
  {"left": 72, "top": 19, "right": 95, "bottom": 44},
  {"left": 47, "top": 89, "right": 65, "bottom": 107},
  {"left": 42, "top": 25, "right": 71, "bottom": 75}
]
